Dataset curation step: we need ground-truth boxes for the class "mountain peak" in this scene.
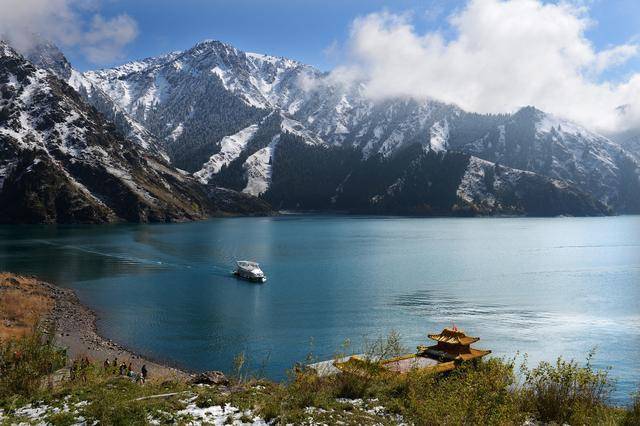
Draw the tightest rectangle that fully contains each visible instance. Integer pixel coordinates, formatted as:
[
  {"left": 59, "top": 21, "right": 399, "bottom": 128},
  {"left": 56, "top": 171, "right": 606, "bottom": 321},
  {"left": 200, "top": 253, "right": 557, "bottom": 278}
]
[
  {"left": 513, "top": 105, "right": 544, "bottom": 119},
  {"left": 22, "top": 38, "right": 73, "bottom": 81},
  {"left": 189, "top": 39, "right": 240, "bottom": 56},
  {"left": 0, "top": 40, "right": 19, "bottom": 59}
]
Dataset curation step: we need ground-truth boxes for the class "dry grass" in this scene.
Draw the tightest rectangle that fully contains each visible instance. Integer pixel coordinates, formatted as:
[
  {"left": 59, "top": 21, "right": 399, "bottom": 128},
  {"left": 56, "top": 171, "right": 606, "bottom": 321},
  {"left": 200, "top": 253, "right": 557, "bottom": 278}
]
[{"left": 0, "top": 273, "right": 54, "bottom": 340}]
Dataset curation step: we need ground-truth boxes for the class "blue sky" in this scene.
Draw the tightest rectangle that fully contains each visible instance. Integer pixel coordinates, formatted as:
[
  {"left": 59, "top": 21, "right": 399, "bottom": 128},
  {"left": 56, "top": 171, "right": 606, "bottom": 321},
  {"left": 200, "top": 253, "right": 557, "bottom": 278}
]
[
  {"left": 65, "top": 0, "right": 640, "bottom": 77},
  {"left": 3, "top": 0, "right": 638, "bottom": 132}
]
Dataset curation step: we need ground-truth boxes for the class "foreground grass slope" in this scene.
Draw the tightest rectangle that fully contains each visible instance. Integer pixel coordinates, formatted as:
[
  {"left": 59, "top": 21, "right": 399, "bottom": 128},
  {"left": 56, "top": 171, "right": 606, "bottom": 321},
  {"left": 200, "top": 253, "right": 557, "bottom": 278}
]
[
  {"left": 1, "top": 329, "right": 639, "bottom": 425},
  {"left": 1, "top": 273, "right": 639, "bottom": 425}
]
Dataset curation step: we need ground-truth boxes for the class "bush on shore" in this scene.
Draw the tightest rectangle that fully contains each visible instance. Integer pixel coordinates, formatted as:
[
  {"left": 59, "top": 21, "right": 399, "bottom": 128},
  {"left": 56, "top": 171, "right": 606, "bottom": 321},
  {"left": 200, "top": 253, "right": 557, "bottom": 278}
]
[
  {"left": 0, "top": 327, "right": 65, "bottom": 403},
  {"left": 519, "top": 350, "right": 615, "bottom": 425},
  {"left": 623, "top": 390, "right": 640, "bottom": 426}
]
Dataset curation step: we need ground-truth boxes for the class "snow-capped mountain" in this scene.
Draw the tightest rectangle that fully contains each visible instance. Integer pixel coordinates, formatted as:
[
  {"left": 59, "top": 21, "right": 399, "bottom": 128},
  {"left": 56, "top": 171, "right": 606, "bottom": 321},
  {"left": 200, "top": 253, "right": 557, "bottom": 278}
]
[
  {"left": 0, "top": 41, "right": 270, "bottom": 224},
  {"left": 80, "top": 40, "right": 320, "bottom": 172},
  {"left": 83, "top": 38, "right": 638, "bottom": 215},
  {"left": 13, "top": 38, "right": 639, "bottom": 216}
]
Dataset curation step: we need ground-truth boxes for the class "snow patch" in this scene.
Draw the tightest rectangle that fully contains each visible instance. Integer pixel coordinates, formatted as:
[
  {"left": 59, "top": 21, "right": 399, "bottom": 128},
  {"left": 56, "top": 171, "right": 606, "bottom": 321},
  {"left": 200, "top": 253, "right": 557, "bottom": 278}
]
[
  {"left": 379, "top": 131, "right": 406, "bottom": 157},
  {"left": 194, "top": 124, "right": 259, "bottom": 184},
  {"left": 242, "top": 135, "right": 279, "bottom": 196},
  {"left": 169, "top": 123, "right": 184, "bottom": 142},
  {"left": 174, "top": 396, "right": 267, "bottom": 425},
  {"left": 280, "top": 115, "right": 324, "bottom": 145},
  {"left": 429, "top": 120, "right": 449, "bottom": 152}
]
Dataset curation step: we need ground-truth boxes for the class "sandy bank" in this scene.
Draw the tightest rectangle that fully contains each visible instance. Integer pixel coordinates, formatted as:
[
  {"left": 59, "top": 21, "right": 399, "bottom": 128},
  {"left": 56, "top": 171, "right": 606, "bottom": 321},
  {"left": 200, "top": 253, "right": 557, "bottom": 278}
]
[{"left": 0, "top": 272, "right": 188, "bottom": 381}]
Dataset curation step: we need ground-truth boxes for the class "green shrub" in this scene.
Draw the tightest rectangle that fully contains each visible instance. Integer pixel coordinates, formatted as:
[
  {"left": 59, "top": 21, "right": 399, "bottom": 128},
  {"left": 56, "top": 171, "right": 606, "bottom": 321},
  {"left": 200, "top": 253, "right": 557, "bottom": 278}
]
[
  {"left": 623, "top": 390, "right": 640, "bottom": 426},
  {"left": 45, "top": 411, "right": 79, "bottom": 426},
  {"left": 520, "top": 350, "right": 615, "bottom": 424},
  {"left": 398, "top": 358, "right": 524, "bottom": 425},
  {"left": 0, "top": 327, "right": 66, "bottom": 402}
]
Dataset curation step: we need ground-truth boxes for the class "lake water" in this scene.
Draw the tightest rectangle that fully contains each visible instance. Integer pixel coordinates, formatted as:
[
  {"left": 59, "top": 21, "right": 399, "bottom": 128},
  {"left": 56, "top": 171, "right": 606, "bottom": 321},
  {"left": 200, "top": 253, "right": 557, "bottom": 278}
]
[{"left": 1, "top": 216, "right": 639, "bottom": 403}]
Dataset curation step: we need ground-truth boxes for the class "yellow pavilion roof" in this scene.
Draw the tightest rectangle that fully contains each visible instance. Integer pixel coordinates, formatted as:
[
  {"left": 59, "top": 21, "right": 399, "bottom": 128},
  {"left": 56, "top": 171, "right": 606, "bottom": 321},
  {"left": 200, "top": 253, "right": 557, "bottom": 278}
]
[{"left": 428, "top": 328, "right": 480, "bottom": 345}]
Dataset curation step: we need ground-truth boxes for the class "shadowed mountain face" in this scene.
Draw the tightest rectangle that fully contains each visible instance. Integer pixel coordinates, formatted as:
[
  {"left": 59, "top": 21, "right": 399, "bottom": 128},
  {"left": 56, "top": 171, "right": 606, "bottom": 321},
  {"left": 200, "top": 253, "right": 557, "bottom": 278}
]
[{"left": 0, "top": 42, "right": 271, "bottom": 224}]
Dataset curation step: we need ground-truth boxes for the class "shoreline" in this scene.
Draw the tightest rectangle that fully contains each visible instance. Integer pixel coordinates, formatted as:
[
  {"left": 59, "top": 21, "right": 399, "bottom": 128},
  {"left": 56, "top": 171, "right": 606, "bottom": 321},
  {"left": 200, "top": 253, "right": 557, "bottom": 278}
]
[{"left": 1, "top": 273, "right": 189, "bottom": 381}]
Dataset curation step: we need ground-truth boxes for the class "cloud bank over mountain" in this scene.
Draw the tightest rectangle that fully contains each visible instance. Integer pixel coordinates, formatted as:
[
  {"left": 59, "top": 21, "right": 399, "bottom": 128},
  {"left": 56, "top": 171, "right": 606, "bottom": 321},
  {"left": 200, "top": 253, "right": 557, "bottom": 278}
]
[
  {"left": 333, "top": 0, "right": 640, "bottom": 135},
  {"left": 0, "top": 0, "right": 138, "bottom": 64}
]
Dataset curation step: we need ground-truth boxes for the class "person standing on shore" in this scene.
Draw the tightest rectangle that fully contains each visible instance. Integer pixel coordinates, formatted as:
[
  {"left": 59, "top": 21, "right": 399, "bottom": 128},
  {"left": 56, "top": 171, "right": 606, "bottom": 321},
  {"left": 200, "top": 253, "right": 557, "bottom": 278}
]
[
  {"left": 70, "top": 360, "right": 78, "bottom": 381},
  {"left": 81, "top": 357, "right": 89, "bottom": 383},
  {"left": 141, "top": 364, "right": 148, "bottom": 381}
]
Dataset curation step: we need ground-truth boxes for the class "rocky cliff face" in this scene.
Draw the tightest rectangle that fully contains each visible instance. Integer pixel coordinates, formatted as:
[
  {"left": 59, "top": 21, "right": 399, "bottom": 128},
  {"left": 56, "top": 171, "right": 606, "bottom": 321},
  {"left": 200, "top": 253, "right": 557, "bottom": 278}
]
[{"left": 0, "top": 41, "right": 271, "bottom": 224}]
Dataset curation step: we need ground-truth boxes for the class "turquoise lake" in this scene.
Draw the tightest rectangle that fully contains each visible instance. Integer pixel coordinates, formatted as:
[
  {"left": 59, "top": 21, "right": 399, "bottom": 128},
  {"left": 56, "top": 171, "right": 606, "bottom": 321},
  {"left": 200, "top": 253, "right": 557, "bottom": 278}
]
[{"left": 1, "top": 216, "right": 639, "bottom": 403}]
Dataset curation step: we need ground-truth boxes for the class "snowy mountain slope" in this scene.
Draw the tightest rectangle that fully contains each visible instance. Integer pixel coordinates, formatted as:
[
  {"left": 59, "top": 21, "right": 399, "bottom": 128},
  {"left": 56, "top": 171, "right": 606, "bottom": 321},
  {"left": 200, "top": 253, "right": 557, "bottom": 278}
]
[
  {"left": 0, "top": 41, "right": 270, "bottom": 224},
  {"left": 81, "top": 40, "right": 322, "bottom": 172},
  {"left": 194, "top": 123, "right": 259, "bottom": 184},
  {"left": 243, "top": 134, "right": 279, "bottom": 196},
  {"left": 194, "top": 112, "right": 324, "bottom": 196},
  {"left": 447, "top": 107, "right": 640, "bottom": 212},
  {"left": 452, "top": 156, "right": 605, "bottom": 216},
  {"left": 22, "top": 40, "right": 166, "bottom": 158},
  {"left": 290, "top": 81, "right": 464, "bottom": 158},
  {"left": 78, "top": 38, "right": 639, "bottom": 215},
  {"left": 86, "top": 41, "right": 317, "bottom": 114}
]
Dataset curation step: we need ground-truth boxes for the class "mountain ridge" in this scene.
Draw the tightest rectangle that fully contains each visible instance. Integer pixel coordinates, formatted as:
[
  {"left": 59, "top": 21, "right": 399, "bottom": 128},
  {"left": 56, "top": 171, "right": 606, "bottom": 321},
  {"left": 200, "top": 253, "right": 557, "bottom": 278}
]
[
  {"left": 0, "top": 40, "right": 272, "bottom": 224},
  {"left": 7, "top": 37, "right": 639, "bottom": 218}
]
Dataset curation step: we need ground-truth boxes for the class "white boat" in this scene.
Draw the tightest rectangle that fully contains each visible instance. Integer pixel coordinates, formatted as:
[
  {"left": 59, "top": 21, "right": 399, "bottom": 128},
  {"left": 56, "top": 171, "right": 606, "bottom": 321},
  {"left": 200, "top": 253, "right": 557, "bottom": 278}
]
[{"left": 233, "top": 260, "right": 266, "bottom": 283}]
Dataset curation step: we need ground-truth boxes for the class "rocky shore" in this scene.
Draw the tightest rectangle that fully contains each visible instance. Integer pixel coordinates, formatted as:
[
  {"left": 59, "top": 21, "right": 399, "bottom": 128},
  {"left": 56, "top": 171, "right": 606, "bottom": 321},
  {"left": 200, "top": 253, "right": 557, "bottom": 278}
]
[{"left": 0, "top": 273, "right": 188, "bottom": 381}]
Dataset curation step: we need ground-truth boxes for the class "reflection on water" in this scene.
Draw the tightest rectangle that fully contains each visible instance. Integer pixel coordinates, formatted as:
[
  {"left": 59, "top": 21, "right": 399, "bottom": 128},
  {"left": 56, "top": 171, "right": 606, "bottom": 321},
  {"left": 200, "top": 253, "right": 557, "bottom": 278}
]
[{"left": 0, "top": 216, "right": 639, "bottom": 403}]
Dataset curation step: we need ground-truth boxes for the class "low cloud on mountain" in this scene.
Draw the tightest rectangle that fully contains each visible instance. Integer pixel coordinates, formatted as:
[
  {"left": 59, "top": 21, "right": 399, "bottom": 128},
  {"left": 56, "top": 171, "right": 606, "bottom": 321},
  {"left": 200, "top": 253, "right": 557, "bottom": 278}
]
[
  {"left": 333, "top": 0, "right": 640, "bottom": 135},
  {"left": 0, "top": 0, "right": 138, "bottom": 64}
]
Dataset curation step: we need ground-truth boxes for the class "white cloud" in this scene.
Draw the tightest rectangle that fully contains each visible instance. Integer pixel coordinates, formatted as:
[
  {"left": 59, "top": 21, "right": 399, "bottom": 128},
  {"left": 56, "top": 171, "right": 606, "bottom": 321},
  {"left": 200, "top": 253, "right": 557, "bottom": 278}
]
[
  {"left": 334, "top": 0, "right": 640, "bottom": 135},
  {"left": 0, "top": 0, "right": 138, "bottom": 64}
]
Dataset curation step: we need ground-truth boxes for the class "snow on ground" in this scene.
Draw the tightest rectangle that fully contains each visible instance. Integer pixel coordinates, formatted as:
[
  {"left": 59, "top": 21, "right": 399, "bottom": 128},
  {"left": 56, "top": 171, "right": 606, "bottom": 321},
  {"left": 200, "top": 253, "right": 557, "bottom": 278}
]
[
  {"left": 0, "top": 164, "right": 11, "bottom": 191},
  {"left": 310, "top": 398, "right": 408, "bottom": 425},
  {"left": 5, "top": 399, "right": 88, "bottom": 425},
  {"left": 242, "top": 135, "right": 279, "bottom": 196},
  {"left": 429, "top": 120, "right": 449, "bottom": 152},
  {"left": 280, "top": 115, "right": 324, "bottom": 145},
  {"left": 379, "top": 130, "right": 406, "bottom": 157},
  {"left": 67, "top": 69, "right": 93, "bottom": 94},
  {"left": 536, "top": 113, "right": 600, "bottom": 141},
  {"left": 210, "top": 65, "right": 269, "bottom": 109},
  {"left": 194, "top": 124, "right": 259, "bottom": 184},
  {"left": 361, "top": 125, "right": 387, "bottom": 158},
  {"left": 170, "top": 397, "right": 267, "bottom": 426},
  {"left": 169, "top": 123, "right": 184, "bottom": 142},
  {"left": 456, "top": 156, "right": 527, "bottom": 207},
  {"left": 457, "top": 157, "right": 495, "bottom": 205}
]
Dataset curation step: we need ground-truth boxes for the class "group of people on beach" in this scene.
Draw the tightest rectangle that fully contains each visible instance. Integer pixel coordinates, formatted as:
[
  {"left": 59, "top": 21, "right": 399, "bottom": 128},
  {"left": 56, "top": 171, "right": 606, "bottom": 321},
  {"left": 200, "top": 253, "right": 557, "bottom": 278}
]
[
  {"left": 69, "top": 356, "right": 148, "bottom": 384},
  {"left": 103, "top": 357, "right": 148, "bottom": 384}
]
